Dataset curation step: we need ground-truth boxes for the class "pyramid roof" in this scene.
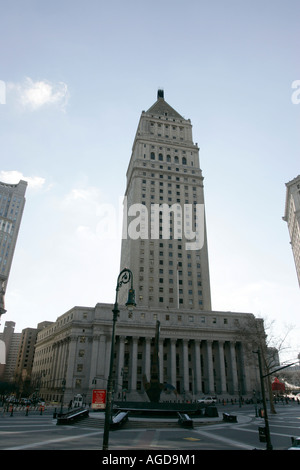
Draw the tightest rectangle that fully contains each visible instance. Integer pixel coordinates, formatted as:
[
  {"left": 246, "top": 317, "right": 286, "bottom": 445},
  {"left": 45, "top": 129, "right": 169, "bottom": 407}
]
[{"left": 146, "top": 90, "right": 184, "bottom": 119}]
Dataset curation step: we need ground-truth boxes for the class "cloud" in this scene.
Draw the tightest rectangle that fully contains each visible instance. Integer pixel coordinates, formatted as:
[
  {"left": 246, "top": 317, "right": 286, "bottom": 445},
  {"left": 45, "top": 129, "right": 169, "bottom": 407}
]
[
  {"left": 59, "top": 185, "right": 123, "bottom": 240},
  {"left": 61, "top": 187, "right": 104, "bottom": 215},
  {"left": 0, "top": 170, "right": 45, "bottom": 190},
  {"left": 8, "top": 77, "right": 69, "bottom": 111}
]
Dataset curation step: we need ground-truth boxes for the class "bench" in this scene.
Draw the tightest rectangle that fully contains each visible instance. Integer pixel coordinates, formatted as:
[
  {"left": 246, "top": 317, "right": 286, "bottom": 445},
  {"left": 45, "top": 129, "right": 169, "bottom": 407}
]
[
  {"left": 177, "top": 412, "right": 194, "bottom": 428},
  {"left": 290, "top": 437, "right": 300, "bottom": 448},
  {"left": 56, "top": 407, "right": 89, "bottom": 424},
  {"left": 110, "top": 411, "right": 129, "bottom": 429},
  {"left": 223, "top": 412, "right": 237, "bottom": 423}
]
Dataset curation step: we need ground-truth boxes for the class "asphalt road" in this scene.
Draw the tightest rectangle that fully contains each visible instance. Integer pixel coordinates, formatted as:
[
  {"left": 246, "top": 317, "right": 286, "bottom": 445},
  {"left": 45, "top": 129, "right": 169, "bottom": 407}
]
[{"left": 0, "top": 402, "right": 299, "bottom": 452}]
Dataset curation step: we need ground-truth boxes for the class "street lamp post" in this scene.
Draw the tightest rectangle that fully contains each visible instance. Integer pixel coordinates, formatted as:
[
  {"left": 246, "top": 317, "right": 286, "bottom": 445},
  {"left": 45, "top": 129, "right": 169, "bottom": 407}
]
[{"left": 102, "top": 268, "right": 136, "bottom": 451}]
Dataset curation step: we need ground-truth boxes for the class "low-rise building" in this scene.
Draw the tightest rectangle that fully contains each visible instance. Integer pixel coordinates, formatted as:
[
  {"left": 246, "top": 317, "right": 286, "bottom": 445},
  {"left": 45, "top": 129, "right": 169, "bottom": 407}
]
[{"left": 31, "top": 303, "right": 265, "bottom": 405}]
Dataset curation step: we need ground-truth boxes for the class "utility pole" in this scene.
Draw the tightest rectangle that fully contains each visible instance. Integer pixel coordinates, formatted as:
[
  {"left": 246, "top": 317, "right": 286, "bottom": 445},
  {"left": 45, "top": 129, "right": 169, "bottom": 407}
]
[{"left": 254, "top": 349, "right": 273, "bottom": 450}]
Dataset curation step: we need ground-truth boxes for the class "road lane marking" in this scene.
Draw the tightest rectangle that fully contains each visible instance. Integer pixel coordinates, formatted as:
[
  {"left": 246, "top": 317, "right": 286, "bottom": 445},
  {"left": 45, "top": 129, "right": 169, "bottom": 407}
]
[
  {"left": 4, "top": 430, "right": 103, "bottom": 450},
  {"left": 193, "top": 428, "right": 261, "bottom": 450}
]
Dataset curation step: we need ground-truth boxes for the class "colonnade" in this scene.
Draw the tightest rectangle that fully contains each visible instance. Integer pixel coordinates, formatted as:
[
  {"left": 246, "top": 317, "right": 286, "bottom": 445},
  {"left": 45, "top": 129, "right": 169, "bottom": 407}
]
[
  {"left": 91, "top": 333, "right": 251, "bottom": 399},
  {"left": 35, "top": 332, "right": 253, "bottom": 403}
]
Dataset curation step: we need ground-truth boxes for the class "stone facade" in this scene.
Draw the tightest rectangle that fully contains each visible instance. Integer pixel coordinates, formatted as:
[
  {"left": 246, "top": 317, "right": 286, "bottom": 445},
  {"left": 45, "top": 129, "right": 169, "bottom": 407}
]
[
  {"left": 0, "top": 321, "right": 21, "bottom": 382},
  {"left": 31, "top": 303, "right": 263, "bottom": 404},
  {"left": 0, "top": 179, "right": 27, "bottom": 317},
  {"left": 14, "top": 322, "right": 53, "bottom": 393},
  {"left": 119, "top": 90, "right": 211, "bottom": 310},
  {"left": 283, "top": 175, "right": 300, "bottom": 286}
]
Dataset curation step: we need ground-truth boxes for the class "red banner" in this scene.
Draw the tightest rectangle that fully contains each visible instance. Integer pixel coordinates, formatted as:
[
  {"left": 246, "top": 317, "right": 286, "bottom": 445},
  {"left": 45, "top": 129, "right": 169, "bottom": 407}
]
[
  {"left": 92, "top": 389, "right": 106, "bottom": 409},
  {"left": 272, "top": 377, "right": 285, "bottom": 391}
]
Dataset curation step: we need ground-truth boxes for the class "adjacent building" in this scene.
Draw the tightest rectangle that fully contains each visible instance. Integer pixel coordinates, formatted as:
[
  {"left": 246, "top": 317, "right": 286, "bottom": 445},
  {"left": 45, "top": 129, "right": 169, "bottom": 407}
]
[
  {"left": 14, "top": 322, "right": 53, "bottom": 394},
  {"left": 0, "top": 179, "right": 27, "bottom": 318},
  {"left": 283, "top": 175, "right": 300, "bottom": 286},
  {"left": 0, "top": 321, "right": 21, "bottom": 382},
  {"left": 31, "top": 91, "right": 265, "bottom": 405}
]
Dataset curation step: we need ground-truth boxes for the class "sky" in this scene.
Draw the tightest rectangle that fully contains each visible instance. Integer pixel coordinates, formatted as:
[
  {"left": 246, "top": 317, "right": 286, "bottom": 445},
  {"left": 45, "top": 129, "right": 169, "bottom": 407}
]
[{"left": 0, "top": 0, "right": 299, "bottom": 363}]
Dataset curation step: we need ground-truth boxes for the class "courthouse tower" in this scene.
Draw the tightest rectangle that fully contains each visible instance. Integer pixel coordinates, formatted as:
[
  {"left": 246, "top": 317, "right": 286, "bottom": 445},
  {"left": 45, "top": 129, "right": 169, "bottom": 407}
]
[
  {"left": 120, "top": 90, "right": 211, "bottom": 311},
  {"left": 32, "top": 91, "right": 264, "bottom": 404}
]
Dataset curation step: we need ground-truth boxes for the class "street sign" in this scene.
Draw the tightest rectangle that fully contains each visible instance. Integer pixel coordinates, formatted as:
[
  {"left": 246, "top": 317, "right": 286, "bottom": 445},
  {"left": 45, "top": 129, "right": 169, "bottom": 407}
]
[{"left": 92, "top": 389, "right": 106, "bottom": 410}]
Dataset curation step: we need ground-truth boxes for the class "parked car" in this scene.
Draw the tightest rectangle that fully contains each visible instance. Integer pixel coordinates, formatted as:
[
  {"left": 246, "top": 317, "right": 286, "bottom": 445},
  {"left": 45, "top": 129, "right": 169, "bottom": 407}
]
[{"left": 197, "top": 396, "right": 217, "bottom": 404}]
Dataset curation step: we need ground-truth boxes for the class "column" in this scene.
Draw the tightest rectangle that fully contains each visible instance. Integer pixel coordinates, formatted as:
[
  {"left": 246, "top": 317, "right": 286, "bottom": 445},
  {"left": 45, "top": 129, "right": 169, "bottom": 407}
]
[
  {"left": 218, "top": 341, "right": 227, "bottom": 394},
  {"left": 56, "top": 340, "right": 64, "bottom": 382},
  {"left": 182, "top": 340, "right": 189, "bottom": 394},
  {"left": 170, "top": 339, "right": 176, "bottom": 388},
  {"left": 95, "top": 334, "right": 106, "bottom": 380},
  {"left": 89, "top": 334, "right": 100, "bottom": 385},
  {"left": 65, "top": 337, "right": 77, "bottom": 389},
  {"left": 239, "top": 342, "right": 250, "bottom": 394},
  {"left": 104, "top": 336, "right": 111, "bottom": 381},
  {"left": 144, "top": 337, "right": 151, "bottom": 382},
  {"left": 206, "top": 340, "right": 214, "bottom": 394},
  {"left": 130, "top": 337, "right": 138, "bottom": 391},
  {"left": 159, "top": 339, "right": 164, "bottom": 384},
  {"left": 230, "top": 342, "right": 238, "bottom": 394},
  {"left": 117, "top": 336, "right": 125, "bottom": 394},
  {"left": 49, "top": 342, "right": 59, "bottom": 386},
  {"left": 194, "top": 340, "right": 202, "bottom": 394}
]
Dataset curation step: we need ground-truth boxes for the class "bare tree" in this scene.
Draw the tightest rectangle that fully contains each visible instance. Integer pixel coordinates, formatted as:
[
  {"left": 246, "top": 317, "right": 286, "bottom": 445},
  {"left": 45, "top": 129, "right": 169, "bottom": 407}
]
[{"left": 235, "top": 315, "right": 295, "bottom": 414}]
